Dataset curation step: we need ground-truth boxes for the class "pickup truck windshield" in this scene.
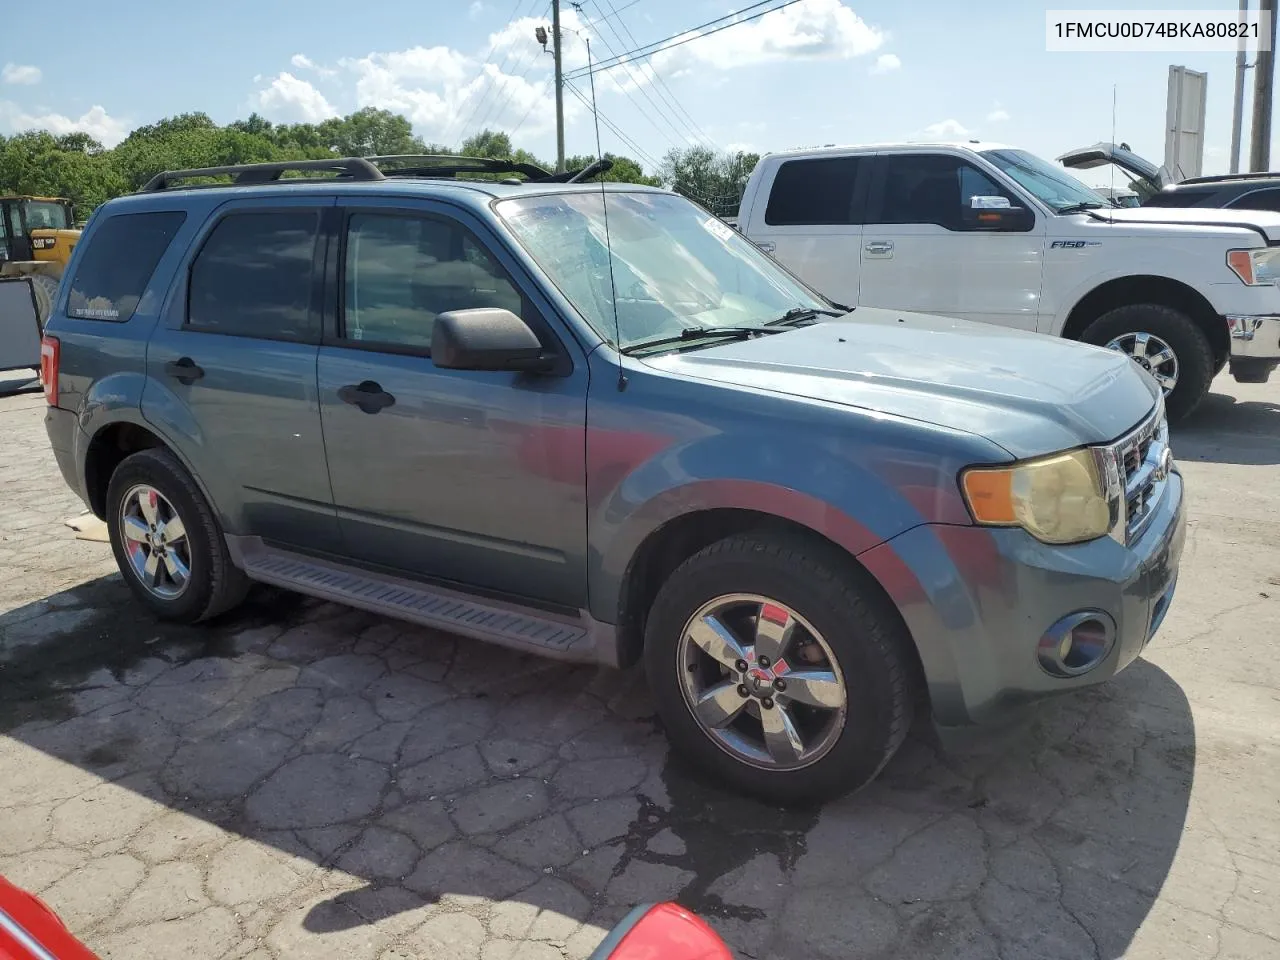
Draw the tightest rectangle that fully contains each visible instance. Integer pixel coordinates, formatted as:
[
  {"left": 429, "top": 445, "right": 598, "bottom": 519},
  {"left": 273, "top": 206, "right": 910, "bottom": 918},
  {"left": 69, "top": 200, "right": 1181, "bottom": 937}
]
[
  {"left": 496, "top": 191, "right": 829, "bottom": 350},
  {"left": 981, "top": 149, "right": 1109, "bottom": 213}
]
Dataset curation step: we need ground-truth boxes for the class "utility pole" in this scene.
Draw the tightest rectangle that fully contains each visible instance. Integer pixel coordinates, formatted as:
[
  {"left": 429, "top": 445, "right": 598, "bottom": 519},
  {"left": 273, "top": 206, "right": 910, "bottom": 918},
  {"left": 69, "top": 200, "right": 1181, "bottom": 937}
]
[
  {"left": 1250, "top": 0, "right": 1277, "bottom": 171},
  {"left": 552, "top": 0, "right": 566, "bottom": 172},
  {"left": 1231, "top": 0, "right": 1251, "bottom": 173}
]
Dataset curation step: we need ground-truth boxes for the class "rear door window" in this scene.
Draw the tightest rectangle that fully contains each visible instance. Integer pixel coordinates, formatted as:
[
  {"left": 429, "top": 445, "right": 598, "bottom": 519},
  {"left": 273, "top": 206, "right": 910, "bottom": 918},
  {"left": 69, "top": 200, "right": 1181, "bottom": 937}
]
[
  {"left": 765, "top": 156, "right": 864, "bottom": 225},
  {"left": 187, "top": 210, "right": 320, "bottom": 341},
  {"left": 66, "top": 211, "right": 187, "bottom": 321}
]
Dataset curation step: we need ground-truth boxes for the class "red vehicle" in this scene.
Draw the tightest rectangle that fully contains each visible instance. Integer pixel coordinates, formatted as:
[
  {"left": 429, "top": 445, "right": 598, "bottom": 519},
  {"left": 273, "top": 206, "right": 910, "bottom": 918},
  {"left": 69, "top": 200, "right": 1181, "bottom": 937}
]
[{"left": 0, "top": 877, "right": 730, "bottom": 960}]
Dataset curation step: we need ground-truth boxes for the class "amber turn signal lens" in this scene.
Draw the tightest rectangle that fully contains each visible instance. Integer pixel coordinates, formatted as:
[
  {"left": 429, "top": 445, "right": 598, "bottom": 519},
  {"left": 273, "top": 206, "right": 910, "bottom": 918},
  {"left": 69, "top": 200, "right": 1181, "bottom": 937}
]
[{"left": 961, "top": 468, "right": 1017, "bottom": 524}]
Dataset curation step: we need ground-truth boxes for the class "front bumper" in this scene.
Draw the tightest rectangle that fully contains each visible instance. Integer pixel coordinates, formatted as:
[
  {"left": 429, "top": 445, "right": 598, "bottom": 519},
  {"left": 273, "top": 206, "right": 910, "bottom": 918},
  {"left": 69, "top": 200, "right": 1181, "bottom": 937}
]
[
  {"left": 859, "top": 468, "right": 1186, "bottom": 727},
  {"left": 1225, "top": 314, "right": 1280, "bottom": 360}
]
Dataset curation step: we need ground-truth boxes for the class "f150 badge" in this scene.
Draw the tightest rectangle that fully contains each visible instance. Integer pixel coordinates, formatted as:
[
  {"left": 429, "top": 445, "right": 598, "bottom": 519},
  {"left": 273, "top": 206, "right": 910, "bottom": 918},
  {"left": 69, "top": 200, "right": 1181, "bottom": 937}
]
[{"left": 1050, "top": 240, "right": 1102, "bottom": 248}]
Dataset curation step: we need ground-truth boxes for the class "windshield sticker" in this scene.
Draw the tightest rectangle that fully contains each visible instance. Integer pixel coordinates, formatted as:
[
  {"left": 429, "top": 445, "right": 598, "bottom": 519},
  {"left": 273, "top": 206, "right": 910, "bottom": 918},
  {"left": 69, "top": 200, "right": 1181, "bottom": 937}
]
[{"left": 702, "top": 216, "right": 735, "bottom": 243}]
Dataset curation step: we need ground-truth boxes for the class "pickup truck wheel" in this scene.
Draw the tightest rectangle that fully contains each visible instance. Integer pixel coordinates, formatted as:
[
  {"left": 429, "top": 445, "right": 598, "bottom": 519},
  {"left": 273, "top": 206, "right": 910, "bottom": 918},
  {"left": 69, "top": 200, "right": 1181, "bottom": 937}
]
[
  {"left": 105, "top": 448, "right": 249, "bottom": 623},
  {"left": 643, "top": 533, "right": 912, "bottom": 804},
  {"left": 1080, "top": 304, "right": 1213, "bottom": 421}
]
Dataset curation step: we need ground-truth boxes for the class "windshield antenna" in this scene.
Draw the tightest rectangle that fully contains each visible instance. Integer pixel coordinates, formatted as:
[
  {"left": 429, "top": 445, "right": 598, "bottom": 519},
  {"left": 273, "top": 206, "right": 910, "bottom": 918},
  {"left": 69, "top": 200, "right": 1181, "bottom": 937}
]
[{"left": 585, "top": 37, "right": 627, "bottom": 391}]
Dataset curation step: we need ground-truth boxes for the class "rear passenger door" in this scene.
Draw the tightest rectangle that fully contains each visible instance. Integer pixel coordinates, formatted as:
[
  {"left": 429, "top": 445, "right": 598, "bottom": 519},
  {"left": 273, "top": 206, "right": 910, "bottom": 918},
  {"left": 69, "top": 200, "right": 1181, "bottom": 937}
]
[
  {"left": 858, "top": 152, "right": 1045, "bottom": 331},
  {"left": 744, "top": 154, "right": 867, "bottom": 306},
  {"left": 142, "top": 199, "right": 341, "bottom": 554},
  {"left": 315, "top": 198, "right": 588, "bottom": 609}
]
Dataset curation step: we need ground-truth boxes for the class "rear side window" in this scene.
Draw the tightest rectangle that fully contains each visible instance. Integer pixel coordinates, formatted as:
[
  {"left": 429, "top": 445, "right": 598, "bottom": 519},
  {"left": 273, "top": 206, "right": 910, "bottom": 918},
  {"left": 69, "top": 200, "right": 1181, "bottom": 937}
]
[
  {"left": 67, "top": 211, "right": 186, "bottom": 321},
  {"left": 1227, "top": 188, "right": 1280, "bottom": 212},
  {"left": 187, "top": 210, "right": 319, "bottom": 340},
  {"left": 765, "top": 156, "right": 863, "bottom": 225}
]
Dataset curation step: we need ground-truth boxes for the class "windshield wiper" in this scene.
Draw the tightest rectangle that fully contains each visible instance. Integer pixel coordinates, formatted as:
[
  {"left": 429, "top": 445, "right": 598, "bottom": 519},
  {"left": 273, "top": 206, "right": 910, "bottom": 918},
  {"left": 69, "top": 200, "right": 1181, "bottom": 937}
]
[
  {"left": 1056, "top": 201, "right": 1107, "bottom": 215},
  {"left": 621, "top": 326, "right": 783, "bottom": 355},
  {"left": 765, "top": 305, "right": 846, "bottom": 327}
]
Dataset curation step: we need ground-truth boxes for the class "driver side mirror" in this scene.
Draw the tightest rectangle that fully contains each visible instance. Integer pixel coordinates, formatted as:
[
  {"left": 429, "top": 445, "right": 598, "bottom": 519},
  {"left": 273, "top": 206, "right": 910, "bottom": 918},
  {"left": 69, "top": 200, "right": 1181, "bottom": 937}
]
[
  {"left": 431, "top": 308, "right": 554, "bottom": 373},
  {"left": 962, "top": 195, "right": 1034, "bottom": 232}
]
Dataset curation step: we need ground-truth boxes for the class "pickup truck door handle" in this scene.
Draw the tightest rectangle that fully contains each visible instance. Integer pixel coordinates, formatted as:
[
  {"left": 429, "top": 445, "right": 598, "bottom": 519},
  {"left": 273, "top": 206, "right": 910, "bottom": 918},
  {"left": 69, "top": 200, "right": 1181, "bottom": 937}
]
[
  {"left": 755, "top": 240, "right": 776, "bottom": 253},
  {"left": 338, "top": 380, "right": 396, "bottom": 414},
  {"left": 864, "top": 240, "right": 894, "bottom": 257},
  {"left": 164, "top": 357, "right": 205, "bottom": 383}
]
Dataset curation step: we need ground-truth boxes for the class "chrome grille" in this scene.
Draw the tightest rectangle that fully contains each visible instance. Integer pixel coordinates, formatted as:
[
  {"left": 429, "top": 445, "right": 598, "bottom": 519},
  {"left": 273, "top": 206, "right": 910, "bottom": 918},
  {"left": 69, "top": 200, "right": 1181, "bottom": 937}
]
[{"left": 1107, "top": 398, "right": 1171, "bottom": 544}]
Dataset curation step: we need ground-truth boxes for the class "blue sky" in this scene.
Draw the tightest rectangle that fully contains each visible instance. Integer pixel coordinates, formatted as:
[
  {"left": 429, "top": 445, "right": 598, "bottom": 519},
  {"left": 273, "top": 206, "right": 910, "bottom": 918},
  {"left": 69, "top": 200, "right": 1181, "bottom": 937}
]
[{"left": 0, "top": 0, "right": 1273, "bottom": 182}]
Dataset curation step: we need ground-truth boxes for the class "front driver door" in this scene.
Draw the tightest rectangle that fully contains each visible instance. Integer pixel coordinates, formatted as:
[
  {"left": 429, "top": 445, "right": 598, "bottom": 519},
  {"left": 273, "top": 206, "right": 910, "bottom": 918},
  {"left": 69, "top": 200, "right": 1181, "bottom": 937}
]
[
  {"left": 857, "top": 151, "right": 1045, "bottom": 331},
  {"left": 316, "top": 199, "right": 589, "bottom": 609}
]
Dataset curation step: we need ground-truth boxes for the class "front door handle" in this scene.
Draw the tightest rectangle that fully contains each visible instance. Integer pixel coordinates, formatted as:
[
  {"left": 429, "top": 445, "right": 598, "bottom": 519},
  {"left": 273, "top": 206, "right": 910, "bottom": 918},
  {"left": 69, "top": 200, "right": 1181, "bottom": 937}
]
[
  {"left": 338, "top": 380, "right": 396, "bottom": 414},
  {"left": 864, "top": 240, "right": 894, "bottom": 257},
  {"left": 164, "top": 357, "right": 204, "bottom": 383}
]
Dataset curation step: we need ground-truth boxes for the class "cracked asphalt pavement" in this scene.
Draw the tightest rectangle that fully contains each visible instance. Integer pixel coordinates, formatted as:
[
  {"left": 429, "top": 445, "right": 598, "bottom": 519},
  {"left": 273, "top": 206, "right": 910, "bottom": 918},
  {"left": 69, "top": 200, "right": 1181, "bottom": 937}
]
[{"left": 2, "top": 370, "right": 1279, "bottom": 960}]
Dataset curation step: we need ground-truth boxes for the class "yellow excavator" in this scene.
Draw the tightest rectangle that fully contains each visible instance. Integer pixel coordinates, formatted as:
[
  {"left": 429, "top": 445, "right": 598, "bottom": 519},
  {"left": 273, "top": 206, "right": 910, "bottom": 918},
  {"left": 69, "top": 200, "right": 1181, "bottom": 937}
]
[{"left": 0, "top": 195, "right": 80, "bottom": 325}]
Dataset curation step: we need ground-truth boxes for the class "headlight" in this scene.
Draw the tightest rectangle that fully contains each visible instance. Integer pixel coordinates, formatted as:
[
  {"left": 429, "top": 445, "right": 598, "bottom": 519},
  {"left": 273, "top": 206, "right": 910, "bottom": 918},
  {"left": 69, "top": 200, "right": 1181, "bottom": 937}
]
[
  {"left": 1227, "top": 247, "right": 1280, "bottom": 285},
  {"left": 960, "top": 448, "right": 1117, "bottom": 545}
]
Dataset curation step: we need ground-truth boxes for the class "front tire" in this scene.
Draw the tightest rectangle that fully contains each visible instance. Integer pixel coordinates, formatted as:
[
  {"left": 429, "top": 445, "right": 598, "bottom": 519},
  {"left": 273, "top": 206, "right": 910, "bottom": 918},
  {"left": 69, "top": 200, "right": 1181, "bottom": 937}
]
[
  {"left": 106, "top": 448, "right": 249, "bottom": 623},
  {"left": 1080, "top": 304, "right": 1213, "bottom": 421},
  {"left": 643, "top": 532, "right": 914, "bottom": 804}
]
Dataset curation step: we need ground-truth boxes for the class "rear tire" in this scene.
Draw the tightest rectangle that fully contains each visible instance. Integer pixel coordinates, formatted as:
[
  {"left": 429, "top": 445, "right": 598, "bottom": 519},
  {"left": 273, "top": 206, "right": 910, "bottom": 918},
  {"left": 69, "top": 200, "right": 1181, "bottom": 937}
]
[
  {"left": 1080, "top": 304, "right": 1213, "bottom": 421},
  {"left": 643, "top": 532, "right": 914, "bottom": 804},
  {"left": 106, "top": 448, "right": 249, "bottom": 623}
]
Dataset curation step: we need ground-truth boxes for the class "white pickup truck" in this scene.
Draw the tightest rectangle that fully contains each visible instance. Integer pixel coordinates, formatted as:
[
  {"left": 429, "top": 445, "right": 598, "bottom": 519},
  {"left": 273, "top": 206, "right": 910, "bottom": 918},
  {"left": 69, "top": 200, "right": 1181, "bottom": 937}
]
[{"left": 735, "top": 141, "right": 1280, "bottom": 419}]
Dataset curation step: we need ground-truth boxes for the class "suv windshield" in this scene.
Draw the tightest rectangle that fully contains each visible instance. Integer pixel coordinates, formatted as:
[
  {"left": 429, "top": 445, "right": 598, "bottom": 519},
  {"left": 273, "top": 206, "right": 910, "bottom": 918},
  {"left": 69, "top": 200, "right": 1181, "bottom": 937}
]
[
  {"left": 981, "top": 149, "right": 1109, "bottom": 213},
  {"left": 495, "top": 191, "right": 830, "bottom": 350},
  {"left": 21, "top": 200, "right": 71, "bottom": 231}
]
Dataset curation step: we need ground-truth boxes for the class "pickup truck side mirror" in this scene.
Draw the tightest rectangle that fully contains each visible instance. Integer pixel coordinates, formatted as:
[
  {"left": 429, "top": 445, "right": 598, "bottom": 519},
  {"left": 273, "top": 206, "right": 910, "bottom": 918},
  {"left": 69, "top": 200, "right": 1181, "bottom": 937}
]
[
  {"left": 962, "top": 196, "right": 1035, "bottom": 232},
  {"left": 431, "top": 308, "right": 554, "bottom": 373}
]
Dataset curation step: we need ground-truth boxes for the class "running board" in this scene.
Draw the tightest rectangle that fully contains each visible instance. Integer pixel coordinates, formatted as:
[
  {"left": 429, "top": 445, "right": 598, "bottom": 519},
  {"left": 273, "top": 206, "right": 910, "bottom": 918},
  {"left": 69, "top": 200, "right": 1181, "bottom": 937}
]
[{"left": 227, "top": 537, "right": 615, "bottom": 664}]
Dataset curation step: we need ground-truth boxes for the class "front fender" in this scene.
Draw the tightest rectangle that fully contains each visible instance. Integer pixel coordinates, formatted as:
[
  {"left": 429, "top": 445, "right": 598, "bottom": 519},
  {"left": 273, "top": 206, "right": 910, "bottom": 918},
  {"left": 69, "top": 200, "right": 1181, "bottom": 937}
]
[{"left": 585, "top": 356, "right": 998, "bottom": 624}]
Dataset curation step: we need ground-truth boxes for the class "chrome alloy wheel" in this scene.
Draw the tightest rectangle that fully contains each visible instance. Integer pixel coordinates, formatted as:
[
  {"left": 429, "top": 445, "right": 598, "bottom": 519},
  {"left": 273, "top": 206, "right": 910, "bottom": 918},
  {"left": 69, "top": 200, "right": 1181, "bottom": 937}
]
[
  {"left": 676, "top": 594, "right": 847, "bottom": 771},
  {"left": 1105, "top": 331, "right": 1179, "bottom": 394},
  {"left": 119, "top": 484, "right": 191, "bottom": 599}
]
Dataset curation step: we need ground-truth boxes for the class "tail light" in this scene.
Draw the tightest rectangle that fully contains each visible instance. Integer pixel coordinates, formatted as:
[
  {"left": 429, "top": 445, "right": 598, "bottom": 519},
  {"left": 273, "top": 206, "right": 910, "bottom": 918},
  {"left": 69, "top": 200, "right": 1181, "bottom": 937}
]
[{"left": 40, "top": 335, "right": 59, "bottom": 407}]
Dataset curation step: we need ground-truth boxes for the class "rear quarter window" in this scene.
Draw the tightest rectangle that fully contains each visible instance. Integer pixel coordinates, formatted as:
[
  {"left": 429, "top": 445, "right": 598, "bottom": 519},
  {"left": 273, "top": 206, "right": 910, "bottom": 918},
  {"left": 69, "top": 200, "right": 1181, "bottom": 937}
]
[
  {"left": 765, "top": 156, "right": 863, "bottom": 226},
  {"left": 67, "top": 211, "right": 187, "bottom": 321}
]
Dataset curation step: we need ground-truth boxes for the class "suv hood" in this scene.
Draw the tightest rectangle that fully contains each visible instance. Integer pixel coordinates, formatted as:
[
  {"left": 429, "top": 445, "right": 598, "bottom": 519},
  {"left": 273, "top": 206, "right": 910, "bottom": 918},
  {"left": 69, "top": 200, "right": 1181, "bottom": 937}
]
[
  {"left": 1087, "top": 204, "right": 1280, "bottom": 241},
  {"left": 1058, "top": 141, "right": 1170, "bottom": 193},
  {"left": 643, "top": 308, "right": 1159, "bottom": 459}
]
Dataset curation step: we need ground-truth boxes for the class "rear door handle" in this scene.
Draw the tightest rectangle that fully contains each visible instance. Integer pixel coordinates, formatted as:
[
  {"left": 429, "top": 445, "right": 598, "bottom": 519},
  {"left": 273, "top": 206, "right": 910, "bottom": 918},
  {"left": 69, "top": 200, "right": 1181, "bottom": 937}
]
[
  {"left": 864, "top": 240, "right": 894, "bottom": 256},
  {"left": 164, "top": 357, "right": 204, "bottom": 383},
  {"left": 755, "top": 240, "right": 776, "bottom": 253},
  {"left": 338, "top": 380, "right": 396, "bottom": 414}
]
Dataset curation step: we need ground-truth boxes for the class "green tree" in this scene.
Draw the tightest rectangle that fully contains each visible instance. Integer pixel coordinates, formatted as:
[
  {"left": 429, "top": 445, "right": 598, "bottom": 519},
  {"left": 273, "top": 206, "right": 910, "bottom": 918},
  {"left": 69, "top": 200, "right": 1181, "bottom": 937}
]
[
  {"left": 318, "top": 107, "right": 425, "bottom": 156},
  {"left": 564, "top": 152, "right": 660, "bottom": 185},
  {"left": 659, "top": 145, "right": 760, "bottom": 216}
]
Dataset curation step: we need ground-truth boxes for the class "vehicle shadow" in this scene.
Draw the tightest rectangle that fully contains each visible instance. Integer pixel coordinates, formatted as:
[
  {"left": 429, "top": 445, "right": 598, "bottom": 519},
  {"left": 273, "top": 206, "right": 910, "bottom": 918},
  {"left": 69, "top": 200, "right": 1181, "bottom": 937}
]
[
  {"left": 0, "top": 575, "right": 1195, "bottom": 960},
  {"left": 1173, "top": 387, "right": 1280, "bottom": 466}
]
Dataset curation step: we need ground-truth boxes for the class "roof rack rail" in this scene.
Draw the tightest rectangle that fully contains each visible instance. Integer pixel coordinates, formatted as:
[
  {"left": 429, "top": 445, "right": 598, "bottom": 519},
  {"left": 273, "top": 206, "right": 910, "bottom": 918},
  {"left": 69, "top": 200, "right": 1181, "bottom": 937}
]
[
  {"left": 367, "top": 154, "right": 554, "bottom": 181},
  {"left": 139, "top": 158, "right": 386, "bottom": 193},
  {"left": 1178, "top": 171, "right": 1280, "bottom": 185}
]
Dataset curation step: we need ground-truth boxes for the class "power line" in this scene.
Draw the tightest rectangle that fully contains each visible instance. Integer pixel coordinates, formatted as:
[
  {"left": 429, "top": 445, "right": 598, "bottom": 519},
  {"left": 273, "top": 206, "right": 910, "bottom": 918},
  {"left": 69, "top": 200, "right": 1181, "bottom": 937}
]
[
  {"left": 565, "top": 0, "right": 804, "bottom": 81},
  {"left": 592, "top": 0, "right": 718, "bottom": 149},
  {"left": 582, "top": 0, "right": 709, "bottom": 149},
  {"left": 452, "top": 0, "right": 546, "bottom": 147},
  {"left": 568, "top": 21, "right": 698, "bottom": 152},
  {"left": 444, "top": 0, "right": 534, "bottom": 144},
  {"left": 564, "top": 80, "right": 663, "bottom": 170},
  {"left": 508, "top": 77, "right": 552, "bottom": 140}
]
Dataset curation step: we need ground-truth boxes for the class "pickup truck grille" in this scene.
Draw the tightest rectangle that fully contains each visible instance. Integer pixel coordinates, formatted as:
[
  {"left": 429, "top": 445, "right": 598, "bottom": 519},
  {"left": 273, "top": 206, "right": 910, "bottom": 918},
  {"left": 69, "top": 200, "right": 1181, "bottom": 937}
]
[{"left": 1111, "top": 400, "right": 1171, "bottom": 543}]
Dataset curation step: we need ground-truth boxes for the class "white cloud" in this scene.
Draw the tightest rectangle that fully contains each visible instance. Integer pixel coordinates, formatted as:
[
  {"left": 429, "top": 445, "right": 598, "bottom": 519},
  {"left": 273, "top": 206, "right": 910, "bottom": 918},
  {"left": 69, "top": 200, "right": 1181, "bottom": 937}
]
[
  {"left": 254, "top": 72, "right": 339, "bottom": 123},
  {"left": 652, "top": 0, "right": 884, "bottom": 74},
  {"left": 469, "top": 0, "right": 484, "bottom": 18},
  {"left": 0, "top": 101, "right": 127, "bottom": 145},
  {"left": 870, "top": 53, "right": 900, "bottom": 74},
  {"left": 290, "top": 53, "right": 337, "bottom": 77},
  {"left": 2, "top": 63, "right": 42, "bottom": 85},
  {"left": 986, "top": 104, "right": 1010, "bottom": 122},
  {"left": 923, "top": 118, "right": 971, "bottom": 139}
]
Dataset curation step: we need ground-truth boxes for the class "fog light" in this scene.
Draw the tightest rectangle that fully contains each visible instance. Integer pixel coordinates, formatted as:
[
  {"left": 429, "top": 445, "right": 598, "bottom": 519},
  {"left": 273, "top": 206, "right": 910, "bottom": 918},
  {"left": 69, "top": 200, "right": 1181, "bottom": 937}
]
[{"left": 1037, "top": 611, "right": 1116, "bottom": 678}]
